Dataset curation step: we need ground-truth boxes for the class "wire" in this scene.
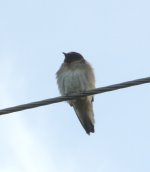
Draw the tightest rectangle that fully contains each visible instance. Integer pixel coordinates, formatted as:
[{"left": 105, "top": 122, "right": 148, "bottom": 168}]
[{"left": 0, "top": 77, "right": 149, "bottom": 115}]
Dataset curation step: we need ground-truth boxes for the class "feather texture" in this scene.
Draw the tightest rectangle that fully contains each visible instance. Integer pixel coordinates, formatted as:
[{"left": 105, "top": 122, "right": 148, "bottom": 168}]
[{"left": 56, "top": 58, "right": 95, "bottom": 134}]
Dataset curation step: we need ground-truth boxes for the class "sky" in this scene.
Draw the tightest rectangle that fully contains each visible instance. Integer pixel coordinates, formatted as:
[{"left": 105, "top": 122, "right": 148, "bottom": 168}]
[{"left": 0, "top": 0, "right": 150, "bottom": 172}]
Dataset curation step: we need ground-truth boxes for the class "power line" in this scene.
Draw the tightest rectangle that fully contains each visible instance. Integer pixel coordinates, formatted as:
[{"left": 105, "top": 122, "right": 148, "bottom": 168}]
[{"left": 0, "top": 77, "right": 149, "bottom": 116}]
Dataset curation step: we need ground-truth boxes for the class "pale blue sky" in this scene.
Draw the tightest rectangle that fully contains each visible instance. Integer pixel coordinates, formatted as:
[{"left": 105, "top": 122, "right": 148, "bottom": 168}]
[{"left": 0, "top": 0, "right": 150, "bottom": 172}]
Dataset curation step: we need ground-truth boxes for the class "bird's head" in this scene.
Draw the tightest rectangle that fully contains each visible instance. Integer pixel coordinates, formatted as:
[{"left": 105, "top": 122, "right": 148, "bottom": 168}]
[{"left": 62, "top": 52, "right": 85, "bottom": 63}]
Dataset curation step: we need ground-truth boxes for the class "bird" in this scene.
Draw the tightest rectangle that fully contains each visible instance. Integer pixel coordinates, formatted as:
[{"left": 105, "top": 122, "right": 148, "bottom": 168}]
[{"left": 56, "top": 52, "right": 95, "bottom": 134}]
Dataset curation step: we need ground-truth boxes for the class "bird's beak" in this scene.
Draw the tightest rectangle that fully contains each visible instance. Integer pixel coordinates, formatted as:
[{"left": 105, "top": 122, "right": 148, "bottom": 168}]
[{"left": 62, "top": 52, "right": 66, "bottom": 56}]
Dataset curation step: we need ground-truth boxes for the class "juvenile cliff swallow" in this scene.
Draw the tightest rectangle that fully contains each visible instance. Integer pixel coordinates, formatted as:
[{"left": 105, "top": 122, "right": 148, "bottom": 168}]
[{"left": 56, "top": 52, "right": 95, "bottom": 134}]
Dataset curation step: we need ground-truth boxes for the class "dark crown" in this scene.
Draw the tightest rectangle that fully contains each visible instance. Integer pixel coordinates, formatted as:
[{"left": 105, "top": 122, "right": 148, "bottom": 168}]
[{"left": 63, "top": 52, "right": 84, "bottom": 63}]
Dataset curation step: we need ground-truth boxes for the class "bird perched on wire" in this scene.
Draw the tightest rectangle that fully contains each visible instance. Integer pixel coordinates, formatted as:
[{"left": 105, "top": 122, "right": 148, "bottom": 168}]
[{"left": 56, "top": 52, "right": 95, "bottom": 134}]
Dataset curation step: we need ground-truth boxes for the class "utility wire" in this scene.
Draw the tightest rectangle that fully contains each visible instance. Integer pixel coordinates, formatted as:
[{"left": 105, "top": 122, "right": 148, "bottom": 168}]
[{"left": 0, "top": 77, "right": 149, "bottom": 116}]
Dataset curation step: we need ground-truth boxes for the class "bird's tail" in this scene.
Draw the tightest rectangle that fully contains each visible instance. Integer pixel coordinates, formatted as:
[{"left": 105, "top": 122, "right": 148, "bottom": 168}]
[{"left": 72, "top": 97, "right": 95, "bottom": 135}]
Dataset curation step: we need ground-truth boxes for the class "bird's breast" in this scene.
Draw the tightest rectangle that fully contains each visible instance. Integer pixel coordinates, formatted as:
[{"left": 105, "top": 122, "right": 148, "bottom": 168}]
[{"left": 57, "top": 68, "right": 88, "bottom": 95}]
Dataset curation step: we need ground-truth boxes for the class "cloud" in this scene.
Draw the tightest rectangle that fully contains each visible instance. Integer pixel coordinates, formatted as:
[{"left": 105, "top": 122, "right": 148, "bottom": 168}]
[{"left": 0, "top": 59, "right": 57, "bottom": 172}]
